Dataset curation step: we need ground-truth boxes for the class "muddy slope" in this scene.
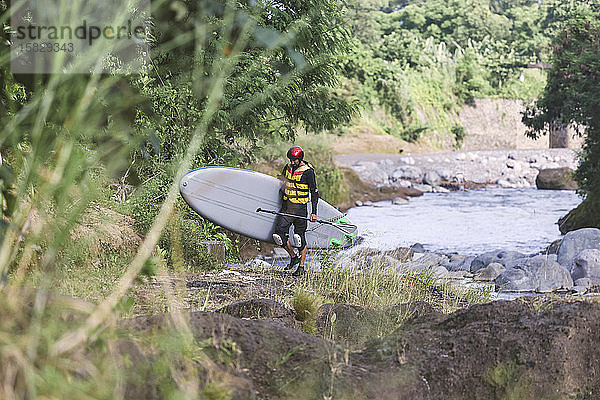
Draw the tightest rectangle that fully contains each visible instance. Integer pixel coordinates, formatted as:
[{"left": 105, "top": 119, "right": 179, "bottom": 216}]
[{"left": 123, "top": 299, "right": 600, "bottom": 399}]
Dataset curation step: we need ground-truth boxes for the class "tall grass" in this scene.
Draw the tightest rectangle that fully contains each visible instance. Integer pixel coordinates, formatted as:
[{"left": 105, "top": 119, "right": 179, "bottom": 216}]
[
  {"left": 289, "top": 251, "right": 492, "bottom": 343},
  {"left": 298, "top": 257, "right": 491, "bottom": 313},
  {"left": 0, "top": 0, "right": 329, "bottom": 397}
]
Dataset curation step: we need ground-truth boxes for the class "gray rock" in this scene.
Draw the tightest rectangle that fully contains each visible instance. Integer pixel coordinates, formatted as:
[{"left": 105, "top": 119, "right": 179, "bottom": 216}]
[
  {"left": 433, "top": 186, "right": 450, "bottom": 193},
  {"left": 354, "top": 162, "right": 389, "bottom": 183},
  {"left": 391, "top": 166, "right": 423, "bottom": 181},
  {"left": 377, "top": 159, "right": 396, "bottom": 174},
  {"left": 412, "top": 183, "right": 433, "bottom": 192},
  {"left": 449, "top": 254, "right": 467, "bottom": 262},
  {"left": 444, "top": 256, "right": 475, "bottom": 272},
  {"left": 536, "top": 167, "right": 578, "bottom": 190},
  {"left": 431, "top": 265, "right": 449, "bottom": 278},
  {"left": 528, "top": 255, "right": 573, "bottom": 292},
  {"left": 355, "top": 200, "right": 363, "bottom": 207},
  {"left": 556, "top": 228, "right": 600, "bottom": 266},
  {"left": 496, "top": 255, "right": 573, "bottom": 292},
  {"left": 394, "top": 180, "right": 413, "bottom": 188},
  {"left": 496, "top": 179, "right": 516, "bottom": 188},
  {"left": 402, "top": 253, "right": 449, "bottom": 272},
  {"left": 383, "top": 247, "right": 413, "bottom": 262},
  {"left": 392, "top": 197, "right": 409, "bottom": 205},
  {"left": 496, "top": 268, "right": 533, "bottom": 292},
  {"left": 436, "top": 169, "right": 453, "bottom": 181},
  {"left": 411, "top": 243, "right": 426, "bottom": 253},
  {"left": 446, "top": 270, "right": 470, "bottom": 279},
  {"left": 570, "top": 249, "right": 600, "bottom": 284},
  {"left": 470, "top": 250, "right": 527, "bottom": 272},
  {"left": 473, "top": 262, "right": 505, "bottom": 281},
  {"left": 574, "top": 277, "right": 592, "bottom": 288},
  {"left": 423, "top": 171, "right": 441, "bottom": 186}
]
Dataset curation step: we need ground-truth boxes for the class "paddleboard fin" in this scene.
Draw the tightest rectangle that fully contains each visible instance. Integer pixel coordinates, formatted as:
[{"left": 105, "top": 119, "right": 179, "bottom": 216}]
[
  {"left": 328, "top": 238, "right": 342, "bottom": 248},
  {"left": 344, "top": 232, "right": 356, "bottom": 242}
]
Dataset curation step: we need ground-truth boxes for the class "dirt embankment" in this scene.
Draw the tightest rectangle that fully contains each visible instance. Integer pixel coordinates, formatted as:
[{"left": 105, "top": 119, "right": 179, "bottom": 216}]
[
  {"left": 332, "top": 98, "right": 584, "bottom": 155},
  {"left": 120, "top": 297, "right": 600, "bottom": 399}
]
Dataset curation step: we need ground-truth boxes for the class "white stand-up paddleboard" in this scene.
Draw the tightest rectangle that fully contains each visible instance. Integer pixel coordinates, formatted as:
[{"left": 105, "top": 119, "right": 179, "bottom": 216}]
[{"left": 180, "top": 167, "right": 358, "bottom": 249}]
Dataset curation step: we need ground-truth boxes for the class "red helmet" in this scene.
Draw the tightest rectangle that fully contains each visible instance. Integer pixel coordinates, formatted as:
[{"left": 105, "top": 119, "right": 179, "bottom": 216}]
[{"left": 287, "top": 146, "right": 304, "bottom": 160}]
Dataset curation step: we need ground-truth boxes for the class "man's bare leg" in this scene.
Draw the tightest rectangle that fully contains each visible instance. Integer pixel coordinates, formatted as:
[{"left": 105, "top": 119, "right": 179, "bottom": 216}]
[
  {"left": 284, "top": 241, "right": 296, "bottom": 258},
  {"left": 299, "top": 246, "right": 307, "bottom": 267}
]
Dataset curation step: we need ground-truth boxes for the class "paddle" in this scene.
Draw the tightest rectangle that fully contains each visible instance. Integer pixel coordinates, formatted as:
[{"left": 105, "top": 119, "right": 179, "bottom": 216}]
[{"left": 255, "top": 208, "right": 357, "bottom": 233}]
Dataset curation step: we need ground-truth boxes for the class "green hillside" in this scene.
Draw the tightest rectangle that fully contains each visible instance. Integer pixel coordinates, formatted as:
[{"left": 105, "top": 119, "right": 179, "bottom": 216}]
[{"left": 338, "top": 0, "right": 586, "bottom": 145}]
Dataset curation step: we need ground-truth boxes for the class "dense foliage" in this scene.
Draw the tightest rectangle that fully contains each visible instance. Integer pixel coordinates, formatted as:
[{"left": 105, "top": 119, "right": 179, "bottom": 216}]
[
  {"left": 0, "top": 0, "right": 358, "bottom": 292},
  {"left": 0, "top": 0, "right": 359, "bottom": 395},
  {"left": 126, "top": 0, "right": 358, "bottom": 256},
  {"left": 340, "top": 0, "right": 591, "bottom": 143}
]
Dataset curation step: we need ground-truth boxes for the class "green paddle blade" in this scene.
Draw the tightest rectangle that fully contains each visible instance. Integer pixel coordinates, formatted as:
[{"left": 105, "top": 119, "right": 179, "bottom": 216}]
[{"left": 328, "top": 238, "right": 342, "bottom": 248}]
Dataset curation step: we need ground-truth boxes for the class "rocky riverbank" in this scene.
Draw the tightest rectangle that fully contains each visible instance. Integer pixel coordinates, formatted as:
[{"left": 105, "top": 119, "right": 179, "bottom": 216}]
[
  {"left": 329, "top": 227, "right": 600, "bottom": 296},
  {"left": 124, "top": 242, "right": 600, "bottom": 399},
  {"left": 335, "top": 148, "right": 579, "bottom": 192},
  {"left": 119, "top": 297, "right": 600, "bottom": 399}
]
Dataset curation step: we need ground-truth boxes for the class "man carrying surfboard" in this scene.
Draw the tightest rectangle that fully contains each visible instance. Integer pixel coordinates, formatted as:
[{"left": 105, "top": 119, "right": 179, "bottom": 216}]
[{"left": 272, "top": 146, "right": 318, "bottom": 276}]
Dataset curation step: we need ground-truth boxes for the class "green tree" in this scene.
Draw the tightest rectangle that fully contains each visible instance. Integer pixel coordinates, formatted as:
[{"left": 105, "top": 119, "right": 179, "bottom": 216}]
[
  {"left": 522, "top": 1, "right": 600, "bottom": 231},
  {"left": 135, "top": 0, "right": 357, "bottom": 174},
  {"left": 126, "top": 0, "right": 359, "bottom": 240}
]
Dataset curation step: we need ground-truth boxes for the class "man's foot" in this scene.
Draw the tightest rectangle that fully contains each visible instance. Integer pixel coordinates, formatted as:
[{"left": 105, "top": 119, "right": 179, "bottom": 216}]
[
  {"left": 285, "top": 256, "right": 300, "bottom": 270},
  {"left": 292, "top": 265, "right": 305, "bottom": 276}
]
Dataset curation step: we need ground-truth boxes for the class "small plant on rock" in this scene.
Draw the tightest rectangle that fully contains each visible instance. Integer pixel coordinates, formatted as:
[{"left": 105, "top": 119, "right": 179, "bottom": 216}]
[{"left": 292, "top": 289, "right": 321, "bottom": 334}]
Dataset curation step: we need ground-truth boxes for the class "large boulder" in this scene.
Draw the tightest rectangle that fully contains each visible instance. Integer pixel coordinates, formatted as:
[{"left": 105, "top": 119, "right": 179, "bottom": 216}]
[
  {"left": 556, "top": 228, "right": 600, "bottom": 266},
  {"left": 353, "top": 162, "right": 389, "bottom": 184},
  {"left": 444, "top": 256, "right": 475, "bottom": 272},
  {"left": 570, "top": 249, "right": 600, "bottom": 285},
  {"left": 400, "top": 253, "right": 449, "bottom": 273},
  {"left": 536, "top": 167, "right": 578, "bottom": 190},
  {"left": 495, "top": 267, "right": 532, "bottom": 292},
  {"left": 470, "top": 250, "right": 527, "bottom": 273},
  {"left": 495, "top": 255, "right": 573, "bottom": 292},
  {"left": 473, "top": 262, "right": 505, "bottom": 281},
  {"left": 391, "top": 165, "right": 423, "bottom": 181},
  {"left": 423, "top": 171, "right": 441, "bottom": 186},
  {"left": 558, "top": 197, "right": 600, "bottom": 234}
]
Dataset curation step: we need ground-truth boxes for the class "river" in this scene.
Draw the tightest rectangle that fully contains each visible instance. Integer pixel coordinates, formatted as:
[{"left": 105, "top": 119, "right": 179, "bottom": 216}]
[{"left": 345, "top": 188, "right": 582, "bottom": 256}]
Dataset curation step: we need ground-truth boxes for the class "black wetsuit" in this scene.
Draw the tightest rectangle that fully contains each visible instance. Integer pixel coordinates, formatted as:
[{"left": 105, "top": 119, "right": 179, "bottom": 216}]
[{"left": 274, "top": 162, "right": 319, "bottom": 250}]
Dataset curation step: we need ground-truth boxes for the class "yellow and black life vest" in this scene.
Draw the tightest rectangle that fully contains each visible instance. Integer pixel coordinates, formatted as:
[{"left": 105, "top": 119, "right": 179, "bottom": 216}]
[{"left": 283, "top": 164, "right": 311, "bottom": 204}]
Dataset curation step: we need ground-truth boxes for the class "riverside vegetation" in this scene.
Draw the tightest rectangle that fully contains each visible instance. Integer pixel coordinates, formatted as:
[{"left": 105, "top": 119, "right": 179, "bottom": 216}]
[{"left": 2, "top": 0, "right": 600, "bottom": 398}]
